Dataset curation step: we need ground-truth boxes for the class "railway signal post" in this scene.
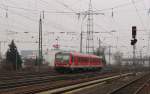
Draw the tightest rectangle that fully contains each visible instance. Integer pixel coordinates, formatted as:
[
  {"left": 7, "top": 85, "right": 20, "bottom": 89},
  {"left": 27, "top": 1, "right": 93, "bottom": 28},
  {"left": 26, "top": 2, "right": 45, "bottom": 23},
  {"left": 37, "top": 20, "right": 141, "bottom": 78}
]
[{"left": 131, "top": 26, "right": 137, "bottom": 74}]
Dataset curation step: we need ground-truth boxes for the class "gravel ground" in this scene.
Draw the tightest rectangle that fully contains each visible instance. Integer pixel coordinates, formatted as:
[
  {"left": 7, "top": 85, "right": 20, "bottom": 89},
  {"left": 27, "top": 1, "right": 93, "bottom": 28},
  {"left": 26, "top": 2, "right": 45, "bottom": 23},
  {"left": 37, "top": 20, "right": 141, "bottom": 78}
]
[{"left": 69, "top": 73, "right": 143, "bottom": 94}]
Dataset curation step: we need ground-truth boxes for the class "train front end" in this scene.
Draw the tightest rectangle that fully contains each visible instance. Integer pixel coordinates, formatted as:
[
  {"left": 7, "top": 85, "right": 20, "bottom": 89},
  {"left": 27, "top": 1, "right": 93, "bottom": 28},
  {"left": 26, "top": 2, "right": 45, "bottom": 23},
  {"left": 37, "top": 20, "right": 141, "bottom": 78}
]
[{"left": 54, "top": 52, "right": 71, "bottom": 71}]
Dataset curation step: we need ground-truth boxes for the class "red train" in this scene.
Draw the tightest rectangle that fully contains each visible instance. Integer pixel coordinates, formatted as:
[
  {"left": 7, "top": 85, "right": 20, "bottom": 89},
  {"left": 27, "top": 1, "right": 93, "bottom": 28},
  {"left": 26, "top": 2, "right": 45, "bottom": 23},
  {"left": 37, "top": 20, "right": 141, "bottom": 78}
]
[{"left": 54, "top": 52, "right": 105, "bottom": 72}]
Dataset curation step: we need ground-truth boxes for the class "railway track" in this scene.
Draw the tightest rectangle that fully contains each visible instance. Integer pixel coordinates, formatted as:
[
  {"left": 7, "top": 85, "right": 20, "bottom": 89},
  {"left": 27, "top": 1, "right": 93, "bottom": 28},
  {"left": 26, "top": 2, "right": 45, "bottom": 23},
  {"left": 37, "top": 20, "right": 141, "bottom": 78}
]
[
  {"left": 108, "top": 72, "right": 150, "bottom": 94},
  {"left": 0, "top": 70, "right": 59, "bottom": 81},
  {"left": 0, "top": 71, "right": 121, "bottom": 94},
  {"left": 134, "top": 79, "right": 150, "bottom": 94},
  {"left": 36, "top": 73, "right": 133, "bottom": 94},
  {"left": 0, "top": 71, "right": 104, "bottom": 88},
  {"left": 0, "top": 69, "right": 108, "bottom": 81}
]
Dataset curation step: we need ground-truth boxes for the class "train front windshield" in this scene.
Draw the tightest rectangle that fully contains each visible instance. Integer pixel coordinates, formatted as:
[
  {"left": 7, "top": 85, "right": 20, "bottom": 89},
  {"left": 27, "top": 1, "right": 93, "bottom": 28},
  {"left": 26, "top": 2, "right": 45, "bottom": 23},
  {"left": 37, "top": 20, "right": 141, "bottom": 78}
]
[{"left": 55, "top": 53, "right": 70, "bottom": 63}]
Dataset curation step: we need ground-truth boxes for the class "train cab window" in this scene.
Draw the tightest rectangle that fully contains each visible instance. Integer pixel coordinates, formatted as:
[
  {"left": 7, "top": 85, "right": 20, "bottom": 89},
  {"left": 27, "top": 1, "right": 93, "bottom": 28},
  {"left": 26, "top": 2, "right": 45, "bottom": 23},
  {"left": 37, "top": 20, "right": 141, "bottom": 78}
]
[
  {"left": 55, "top": 53, "right": 70, "bottom": 63},
  {"left": 63, "top": 55, "right": 70, "bottom": 63},
  {"left": 56, "top": 54, "right": 63, "bottom": 61}
]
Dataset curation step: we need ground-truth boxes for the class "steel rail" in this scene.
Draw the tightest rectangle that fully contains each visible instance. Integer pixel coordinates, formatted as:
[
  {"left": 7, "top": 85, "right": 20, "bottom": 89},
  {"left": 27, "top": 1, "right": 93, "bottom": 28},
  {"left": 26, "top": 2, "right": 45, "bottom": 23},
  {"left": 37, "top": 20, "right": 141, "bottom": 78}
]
[
  {"left": 0, "top": 71, "right": 110, "bottom": 90},
  {"left": 108, "top": 73, "right": 150, "bottom": 94},
  {"left": 134, "top": 79, "right": 150, "bottom": 94},
  {"left": 37, "top": 73, "right": 133, "bottom": 94}
]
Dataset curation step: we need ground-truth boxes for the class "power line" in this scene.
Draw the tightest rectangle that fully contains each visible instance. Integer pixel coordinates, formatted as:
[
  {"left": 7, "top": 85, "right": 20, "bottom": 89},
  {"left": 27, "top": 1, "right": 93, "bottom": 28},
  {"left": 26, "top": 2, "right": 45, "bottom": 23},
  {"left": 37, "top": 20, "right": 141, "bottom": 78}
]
[
  {"left": 0, "top": 3, "right": 75, "bottom": 14},
  {"left": 0, "top": 6, "right": 38, "bottom": 22},
  {"left": 39, "top": 0, "right": 78, "bottom": 14},
  {"left": 0, "top": 0, "right": 145, "bottom": 15},
  {"left": 94, "top": 0, "right": 142, "bottom": 12},
  {"left": 69, "top": 0, "right": 85, "bottom": 7},
  {"left": 0, "top": 6, "right": 76, "bottom": 34},
  {"left": 131, "top": 0, "right": 146, "bottom": 29},
  {"left": 54, "top": 0, "right": 77, "bottom": 13}
]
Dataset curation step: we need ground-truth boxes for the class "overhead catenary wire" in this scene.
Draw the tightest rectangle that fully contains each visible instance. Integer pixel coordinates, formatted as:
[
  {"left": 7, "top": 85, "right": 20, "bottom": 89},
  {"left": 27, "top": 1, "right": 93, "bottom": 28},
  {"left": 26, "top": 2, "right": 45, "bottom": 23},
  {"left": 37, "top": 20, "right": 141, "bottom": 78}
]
[
  {"left": 0, "top": 0, "right": 148, "bottom": 51},
  {"left": 53, "top": 0, "right": 77, "bottom": 13},
  {"left": 39, "top": 0, "right": 77, "bottom": 14},
  {"left": 130, "top": 0, "right": 146, "bottom": 29},
  {"left": 0, "top": 0, "right": 81, "bottom": 34},
  {"left": 0, "top": 0, "right": 146, "bottom": 34},
  {"left": 0, "top": 3, "right": 76, "bottom": 15},
  {"left": 0, "top": 6, "right": 77, "bottom": 34},
  {"left": 0, "top": 2, "right": 136, "bottom": 33},
  {"left": 0, "top": 6, "right": 38, "bottom": 22},
  {"left": 94, "top": 0, "right": 148, "bottom": 49},
  {"left": 0, "top": 0, "right": 143, "bottom": 15},
  {"left": 94, "top": 0, "right": 142, "bottom": 12},
  {"left": 0, "top": 0, "right": 144, "bottom": 34}
]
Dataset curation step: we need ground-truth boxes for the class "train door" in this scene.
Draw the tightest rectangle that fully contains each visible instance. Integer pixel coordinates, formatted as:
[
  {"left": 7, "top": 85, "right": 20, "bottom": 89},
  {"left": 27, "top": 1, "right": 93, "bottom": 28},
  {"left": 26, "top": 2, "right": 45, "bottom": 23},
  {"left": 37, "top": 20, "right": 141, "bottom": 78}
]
[
  {"left": 74, "top": 56, "right": 78, "bottom": 66},
  {"left": 69, "top": 54, "right": 73, "bottom": 65}
]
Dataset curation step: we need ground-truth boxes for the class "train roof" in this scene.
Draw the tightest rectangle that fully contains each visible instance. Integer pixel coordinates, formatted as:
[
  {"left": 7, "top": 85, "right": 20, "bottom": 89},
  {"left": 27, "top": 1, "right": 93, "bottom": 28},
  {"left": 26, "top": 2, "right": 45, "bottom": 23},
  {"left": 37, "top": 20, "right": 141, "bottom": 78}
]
[{"left": 56, "top": 51, "right": 101, "bottom": 58}]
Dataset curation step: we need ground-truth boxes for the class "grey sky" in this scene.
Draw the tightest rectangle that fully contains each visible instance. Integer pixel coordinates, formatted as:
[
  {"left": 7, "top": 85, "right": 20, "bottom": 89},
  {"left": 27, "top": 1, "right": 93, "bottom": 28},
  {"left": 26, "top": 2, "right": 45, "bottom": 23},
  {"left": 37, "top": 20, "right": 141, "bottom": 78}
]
[{"left": 0, "top": 0, "right": 150, "bottom": 57}]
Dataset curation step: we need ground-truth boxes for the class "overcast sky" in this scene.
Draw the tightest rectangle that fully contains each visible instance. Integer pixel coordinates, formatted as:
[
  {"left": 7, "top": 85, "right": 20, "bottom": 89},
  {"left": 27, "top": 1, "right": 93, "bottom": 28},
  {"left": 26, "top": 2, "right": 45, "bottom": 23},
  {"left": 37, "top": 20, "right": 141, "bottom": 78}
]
[{"left": 0, "top": 0, "right": 150, "bottom": 57}]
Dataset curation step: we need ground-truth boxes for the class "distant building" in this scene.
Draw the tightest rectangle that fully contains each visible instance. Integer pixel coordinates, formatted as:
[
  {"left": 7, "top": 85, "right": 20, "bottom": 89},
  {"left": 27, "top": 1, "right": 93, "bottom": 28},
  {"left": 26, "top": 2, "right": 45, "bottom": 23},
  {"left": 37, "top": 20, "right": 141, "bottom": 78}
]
[
  {"left": 21, "top": 50, "right": 38, "bottom": 59},
  {"left": 44, "top": 49, "right": 61, "bottom": 67},
  {"left": 21, "top": 49, "right": 61, "bottom": 67}
]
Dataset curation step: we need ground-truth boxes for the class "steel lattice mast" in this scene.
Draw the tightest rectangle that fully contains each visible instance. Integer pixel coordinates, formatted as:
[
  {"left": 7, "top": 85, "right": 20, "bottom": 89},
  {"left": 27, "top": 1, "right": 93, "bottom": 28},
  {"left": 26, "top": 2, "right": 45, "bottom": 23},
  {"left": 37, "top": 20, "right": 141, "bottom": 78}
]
[
  {"left": 78, "top": 0, "right": 104, "bottom": 54},
  {"left": 38, "top": 15, "right": 43, "bottom": 70},
  {"left": 86, "top": 0, "right": 94, "bottom": 54}
]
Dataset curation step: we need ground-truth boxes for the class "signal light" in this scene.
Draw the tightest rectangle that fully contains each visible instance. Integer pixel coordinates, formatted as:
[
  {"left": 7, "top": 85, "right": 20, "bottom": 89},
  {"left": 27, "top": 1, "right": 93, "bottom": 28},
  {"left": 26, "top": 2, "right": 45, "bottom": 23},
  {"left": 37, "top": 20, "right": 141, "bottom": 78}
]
[
  {"left": 131, "top": 26, "right": 137, "bottom": 45},
  {"left": 134, "top": 39, "right": 137, "bottom": 44},
  {"left": 131, "top": 39, "right": 134, "bottom": 45},
  {"left": 132, "top": 26, "right": 136, "bottom": 38},
  {"left": 131, "top": 38, "right": 137, "bottom": 45}
]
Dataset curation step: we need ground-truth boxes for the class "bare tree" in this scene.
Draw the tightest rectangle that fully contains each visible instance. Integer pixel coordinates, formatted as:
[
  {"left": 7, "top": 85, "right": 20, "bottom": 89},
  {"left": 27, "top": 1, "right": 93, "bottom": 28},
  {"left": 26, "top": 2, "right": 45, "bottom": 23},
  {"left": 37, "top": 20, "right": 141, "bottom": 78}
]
[
  {"left": 113, "top": 51, "right": 123, "bottom": 66},
  {"left": 94, "top": 46, "right": 106, "bottom": 64}
]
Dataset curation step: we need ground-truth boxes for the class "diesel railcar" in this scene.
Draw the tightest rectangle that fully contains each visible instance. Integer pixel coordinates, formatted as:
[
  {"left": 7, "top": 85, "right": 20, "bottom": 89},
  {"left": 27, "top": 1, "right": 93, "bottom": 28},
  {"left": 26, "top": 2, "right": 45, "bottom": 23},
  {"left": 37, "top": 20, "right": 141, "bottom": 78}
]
[{"left": 54, "top": 52, "right": 105, "bottom": 71}]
